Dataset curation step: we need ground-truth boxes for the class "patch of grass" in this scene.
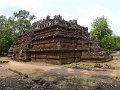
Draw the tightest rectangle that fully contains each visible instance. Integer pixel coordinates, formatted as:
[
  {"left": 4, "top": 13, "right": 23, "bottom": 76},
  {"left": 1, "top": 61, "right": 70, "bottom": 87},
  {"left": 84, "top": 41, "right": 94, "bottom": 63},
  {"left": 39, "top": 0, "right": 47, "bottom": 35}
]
[
  {"left": 92, "top": 75, "right": 110, "bottom": 79},
  {"left": 40, "top": 72, "right": 67, "bottom": 83},
  {"left": 91, "top": 75, "right": 113, "bottom": 83},
  {"left": 57, "top": 77, "right": 82, "bottom": 90}
]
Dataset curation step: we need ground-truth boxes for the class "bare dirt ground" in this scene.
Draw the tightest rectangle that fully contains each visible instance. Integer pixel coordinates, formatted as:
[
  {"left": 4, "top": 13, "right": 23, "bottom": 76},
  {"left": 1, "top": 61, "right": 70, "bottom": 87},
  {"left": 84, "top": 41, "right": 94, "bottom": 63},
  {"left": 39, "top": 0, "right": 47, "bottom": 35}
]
[{"left": 0, "top": 51, "right": 120, "bottom": 90}]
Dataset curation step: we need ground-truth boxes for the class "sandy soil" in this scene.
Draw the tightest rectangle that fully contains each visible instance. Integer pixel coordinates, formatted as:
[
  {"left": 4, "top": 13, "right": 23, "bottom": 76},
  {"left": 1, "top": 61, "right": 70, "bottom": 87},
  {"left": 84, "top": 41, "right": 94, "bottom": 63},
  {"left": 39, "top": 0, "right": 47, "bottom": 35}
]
[
  {"left": 0, "top": 51, "right": 120, "bottom": 79},
  {"left": 0, "top": 51, "right": 120, "bottom": 90}
]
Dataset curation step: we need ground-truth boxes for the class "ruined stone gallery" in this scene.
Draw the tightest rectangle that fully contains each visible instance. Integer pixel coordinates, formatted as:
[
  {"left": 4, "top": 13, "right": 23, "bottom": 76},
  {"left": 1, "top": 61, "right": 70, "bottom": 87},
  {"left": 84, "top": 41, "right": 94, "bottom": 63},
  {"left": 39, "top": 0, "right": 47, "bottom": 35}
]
[{"left": 8, "top": 15, "right": 112, "bottom": 64}]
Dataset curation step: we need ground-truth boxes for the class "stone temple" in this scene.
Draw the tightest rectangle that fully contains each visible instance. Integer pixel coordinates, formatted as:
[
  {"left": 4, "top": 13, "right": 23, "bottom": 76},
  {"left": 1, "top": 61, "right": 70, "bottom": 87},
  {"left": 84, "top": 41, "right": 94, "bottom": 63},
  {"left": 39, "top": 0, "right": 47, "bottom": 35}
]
[{"left": 8, "top": 15, "right": 112, "bottom": 64}]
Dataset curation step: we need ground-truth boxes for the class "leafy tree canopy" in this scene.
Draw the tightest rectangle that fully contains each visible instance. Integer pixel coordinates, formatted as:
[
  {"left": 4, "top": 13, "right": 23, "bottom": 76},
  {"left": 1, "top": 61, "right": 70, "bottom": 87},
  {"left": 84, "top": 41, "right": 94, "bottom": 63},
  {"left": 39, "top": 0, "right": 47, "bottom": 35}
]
[
  {"left": 90, "top": 16, "right": 112, "bottom": 41},
  {"left": 13, "top": 10, "right": 36, "bottom": 33},
  {"left": 0, "top": 10, "right": 36, "bottom": 54},
  {"left": 100, "top": 35, "right": 115, "bottom": 51},
  {"left": 0, "top": 15, "right": 7, "bottom": 29}
]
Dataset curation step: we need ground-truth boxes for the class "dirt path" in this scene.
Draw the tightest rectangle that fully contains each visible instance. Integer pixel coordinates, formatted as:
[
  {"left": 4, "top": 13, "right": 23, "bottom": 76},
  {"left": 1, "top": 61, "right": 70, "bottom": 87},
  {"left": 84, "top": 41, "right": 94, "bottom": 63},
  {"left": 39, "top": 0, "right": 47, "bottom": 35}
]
[
  {"left": 1, "top": 52, "right": 120, "bottom": 90},
  {"left": 0, "top": 57, "right": 120, "bottom": 79}
]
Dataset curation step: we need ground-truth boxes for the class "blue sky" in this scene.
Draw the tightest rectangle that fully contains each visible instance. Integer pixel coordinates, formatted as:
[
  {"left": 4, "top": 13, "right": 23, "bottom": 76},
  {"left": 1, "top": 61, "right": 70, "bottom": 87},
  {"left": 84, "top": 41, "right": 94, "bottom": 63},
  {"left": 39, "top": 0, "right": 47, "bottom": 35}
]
[{"left": 0, "top": 0, "right": 120, "bottom": 36}]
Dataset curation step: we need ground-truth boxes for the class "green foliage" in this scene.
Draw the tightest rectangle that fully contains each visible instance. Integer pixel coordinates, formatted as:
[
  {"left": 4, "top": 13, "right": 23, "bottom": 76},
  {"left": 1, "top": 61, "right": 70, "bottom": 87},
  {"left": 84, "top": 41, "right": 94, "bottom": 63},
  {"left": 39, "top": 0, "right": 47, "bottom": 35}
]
[
  {"left": 0, "top": 15, "right": 16, "bottom": 53},
  {"left": 90, "top": 16, "right": 112, "bottom": 41},
  {"left": 0, "top": 15, "right": 7, "bottom": 29},
  {"left": 0, "top": 29, "right": 14, "bottom": 53},
  {"left": 90, "top": 16, "right": 113, "bottom": 50},
  {"left": 13, "top": 10, "right": 36, "bottom": 21},
  {"left": 100, "top": 35, "right": 115, "bottom": 50},
  {"left": 0, "top": 10, "right": 36, "bottom": 54},
  {"left": 113, "top": 36, "right": 120, "bottom": 50},
  {"left": 13, "top": 10, "right": 36, "bottom": 33},
  {"left": 16, "top": 18, "right": 31, "bottom": 32}
]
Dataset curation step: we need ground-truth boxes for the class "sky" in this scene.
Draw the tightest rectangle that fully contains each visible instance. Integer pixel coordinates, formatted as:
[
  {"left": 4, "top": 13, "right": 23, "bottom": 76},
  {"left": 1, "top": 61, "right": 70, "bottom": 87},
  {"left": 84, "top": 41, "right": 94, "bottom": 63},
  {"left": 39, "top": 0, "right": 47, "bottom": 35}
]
[{"left": 0, "top": 0, "right": 120, "bottom": 36}]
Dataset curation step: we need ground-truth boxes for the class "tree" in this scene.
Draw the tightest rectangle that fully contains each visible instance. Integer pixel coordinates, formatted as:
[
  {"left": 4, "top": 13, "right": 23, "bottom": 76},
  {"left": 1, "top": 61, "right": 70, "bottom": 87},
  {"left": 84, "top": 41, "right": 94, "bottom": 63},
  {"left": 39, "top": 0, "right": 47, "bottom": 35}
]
[
  {"left": 100, "top": 35, "right": 115, "bottom": 51},
  {"left": 90, "top": 16, "right": 112, "bottom": 41},
  {"left": 13, "top": 10, "right": 36, "bottom": 33},
  {"left": 0, "top": 29, "right": 14, "bottom": 53},
  {"left": 90, "top": 16, "right": 113, "bottom": 50},
  {"left": 0, "top": 10, "right": 36, "bottom": 54},
  {"left": 113, "top": 36, "right": 120, "bottom": 50},
  {"left": 13, "top": 10, "right": 36, "bottom": 21},
  {"left": 0, "top": 15, "right": 14, "bottom": 53},
  {"left": 0, "top": 15, "right": 7, "bottom": 29}
]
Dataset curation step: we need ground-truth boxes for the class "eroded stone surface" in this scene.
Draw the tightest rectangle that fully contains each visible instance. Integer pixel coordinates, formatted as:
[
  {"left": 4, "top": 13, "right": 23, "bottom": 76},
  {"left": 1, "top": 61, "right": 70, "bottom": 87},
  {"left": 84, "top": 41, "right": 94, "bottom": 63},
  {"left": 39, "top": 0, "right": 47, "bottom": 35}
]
[{"left": 8, "top": 15, "right": 112, "bottom": 64}]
